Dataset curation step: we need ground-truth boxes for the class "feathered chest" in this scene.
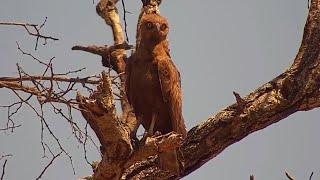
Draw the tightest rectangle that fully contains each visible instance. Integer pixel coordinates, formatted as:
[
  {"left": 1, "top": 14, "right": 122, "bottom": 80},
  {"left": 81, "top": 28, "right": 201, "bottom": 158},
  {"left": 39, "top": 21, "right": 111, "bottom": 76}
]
[
  {"left": 128, "top": 58, "right": 165, "bottom": 111},
  {"left": 132, "top": 60, "right": 159, "bottom": 88}
]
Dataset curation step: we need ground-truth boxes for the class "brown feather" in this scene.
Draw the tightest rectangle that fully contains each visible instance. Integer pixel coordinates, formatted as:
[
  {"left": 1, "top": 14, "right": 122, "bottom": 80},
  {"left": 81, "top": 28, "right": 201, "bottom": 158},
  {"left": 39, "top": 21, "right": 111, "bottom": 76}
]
[{"left": 125, "top": 14, "right": 187, "bottom": 176}]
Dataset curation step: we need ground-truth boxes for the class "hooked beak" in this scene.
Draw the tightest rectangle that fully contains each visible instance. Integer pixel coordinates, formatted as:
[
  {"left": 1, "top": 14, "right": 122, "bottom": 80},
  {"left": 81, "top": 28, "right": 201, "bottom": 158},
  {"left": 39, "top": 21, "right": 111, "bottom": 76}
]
[{"left": 155, "top": 23, "right": 161, "bottom": 32}]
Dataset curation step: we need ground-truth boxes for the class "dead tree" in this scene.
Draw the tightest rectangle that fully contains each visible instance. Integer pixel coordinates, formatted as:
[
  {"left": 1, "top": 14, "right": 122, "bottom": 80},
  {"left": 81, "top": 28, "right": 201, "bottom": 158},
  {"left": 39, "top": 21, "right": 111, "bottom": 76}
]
[
  {"left": 1, "top": 0, "right": 320, "bottom": 179},
  {"left": 71, "top": 0, "right": 320, "bottom": 179}
]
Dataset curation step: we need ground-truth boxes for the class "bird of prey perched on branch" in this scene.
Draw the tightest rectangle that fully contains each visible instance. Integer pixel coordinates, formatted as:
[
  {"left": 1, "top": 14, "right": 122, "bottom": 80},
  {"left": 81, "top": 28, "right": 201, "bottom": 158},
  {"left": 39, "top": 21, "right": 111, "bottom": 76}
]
[{"left": 125, "top": 14, "right": 187, "bottom": 176}]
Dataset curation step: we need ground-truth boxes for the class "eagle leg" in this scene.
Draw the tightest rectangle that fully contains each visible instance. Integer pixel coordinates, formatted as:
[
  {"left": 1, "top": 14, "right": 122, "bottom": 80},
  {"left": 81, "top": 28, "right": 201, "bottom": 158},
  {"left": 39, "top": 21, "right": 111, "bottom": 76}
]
[
  {"left": 139, "top": 114, "right": 160, "bottom": 145},
  {"left": 148, "top": 114, "right": 156, "bottom": 135}
]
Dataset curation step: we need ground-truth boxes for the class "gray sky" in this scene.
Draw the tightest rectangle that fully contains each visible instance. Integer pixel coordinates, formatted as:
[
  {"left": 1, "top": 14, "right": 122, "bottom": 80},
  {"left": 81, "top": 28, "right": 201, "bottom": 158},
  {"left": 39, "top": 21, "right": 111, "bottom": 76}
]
[{"left": 1, "top": 0, "right": 319, "bottom": 179}]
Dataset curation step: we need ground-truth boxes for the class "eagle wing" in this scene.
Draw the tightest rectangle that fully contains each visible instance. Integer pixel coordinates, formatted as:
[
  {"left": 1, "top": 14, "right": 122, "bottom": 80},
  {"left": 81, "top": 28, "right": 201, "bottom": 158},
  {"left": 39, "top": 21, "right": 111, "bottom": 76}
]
[{"left": 157, "top": 55, "right": 187, "bottom": 138}]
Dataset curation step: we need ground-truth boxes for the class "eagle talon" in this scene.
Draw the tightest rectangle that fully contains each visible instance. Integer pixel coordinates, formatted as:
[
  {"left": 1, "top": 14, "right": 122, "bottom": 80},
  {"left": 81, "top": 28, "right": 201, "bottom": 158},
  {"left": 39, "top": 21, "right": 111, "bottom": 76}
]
[
  {"left": 152, "top": 131, "right": 162, "bottom": 137},
  {"left": 138, "top": 130, "right": 162, "bottom": 146},
  {"left": 138, "top": 131, "right": 152, "bottom": 146},
  {"left": 131, "top": 136, "right": 140, "bottom": 148}
]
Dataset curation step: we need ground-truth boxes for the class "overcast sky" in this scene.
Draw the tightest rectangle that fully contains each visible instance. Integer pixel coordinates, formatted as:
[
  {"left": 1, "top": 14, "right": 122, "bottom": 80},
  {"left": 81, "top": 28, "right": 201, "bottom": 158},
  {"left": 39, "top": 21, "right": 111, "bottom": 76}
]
[{"left": 1, "top": 0, "right": 319, "bottom": 180}]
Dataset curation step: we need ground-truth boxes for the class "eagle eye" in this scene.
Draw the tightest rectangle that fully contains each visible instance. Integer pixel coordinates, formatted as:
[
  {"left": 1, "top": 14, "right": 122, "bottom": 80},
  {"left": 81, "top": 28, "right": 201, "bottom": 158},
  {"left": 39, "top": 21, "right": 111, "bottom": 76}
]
[
  {"left": 160, "top": 24, "right": 167, "bottom": 31},
  {"left": 147, "top": 22, "right": 153, "bottom": 29}
]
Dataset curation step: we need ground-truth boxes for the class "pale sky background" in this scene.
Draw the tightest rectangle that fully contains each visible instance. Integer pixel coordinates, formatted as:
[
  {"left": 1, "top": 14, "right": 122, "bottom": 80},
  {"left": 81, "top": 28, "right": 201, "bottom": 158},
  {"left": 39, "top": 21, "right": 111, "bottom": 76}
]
[{"left": 1, "top": 0, "right": 319, "bottom": 180}]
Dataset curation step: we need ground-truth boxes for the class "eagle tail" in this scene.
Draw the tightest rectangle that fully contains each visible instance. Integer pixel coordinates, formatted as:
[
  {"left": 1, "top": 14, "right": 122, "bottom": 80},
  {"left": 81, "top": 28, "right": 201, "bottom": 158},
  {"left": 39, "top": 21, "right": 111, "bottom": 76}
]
[{"left": 158, "top": 148, "right": 183, "bottom": 176}]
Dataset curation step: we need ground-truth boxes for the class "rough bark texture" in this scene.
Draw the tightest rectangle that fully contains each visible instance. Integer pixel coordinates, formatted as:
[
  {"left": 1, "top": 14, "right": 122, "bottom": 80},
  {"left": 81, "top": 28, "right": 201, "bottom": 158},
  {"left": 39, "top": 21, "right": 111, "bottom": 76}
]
[{"left": 75, "top": 0, "right": 320, "bottom": 179}]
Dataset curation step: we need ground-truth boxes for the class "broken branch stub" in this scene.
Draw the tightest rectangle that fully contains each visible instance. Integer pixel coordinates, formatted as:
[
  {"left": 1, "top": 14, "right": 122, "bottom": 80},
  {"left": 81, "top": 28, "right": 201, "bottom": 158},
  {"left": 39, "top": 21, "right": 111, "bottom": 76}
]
[
  {"left": 76, "top": 0, "right": 205, "bottom": 179},
  {"left": 77, "top": 71, "right": 133, "bottom": 157},
  {"left": 77, "top": 70, "right": 186, "bottom": 179}
]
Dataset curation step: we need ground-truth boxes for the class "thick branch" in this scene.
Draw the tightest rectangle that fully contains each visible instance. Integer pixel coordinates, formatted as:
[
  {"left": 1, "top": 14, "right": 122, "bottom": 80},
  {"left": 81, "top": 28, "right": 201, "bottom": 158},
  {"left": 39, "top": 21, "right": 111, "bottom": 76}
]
[
  {"left": 73, "top": 0, "right": 136, "bottom": 129},
  {"left": 77, "top": 71, "right": 133, "bottom": 180},
  {"left": 71, "top": 43, "right": 133, "bottom": 75},
  {"left": 122, "top": 0, "right": 320, "bottom": 178},
  {"left": 76, "top": 0, "right": 320, "bottom": 179},
  {"left": 124, "top": 132, "right": 184, "bottom": 169},
  {"left": 71, "top": 43, "right": 133, "bottom": 57},
  {"left": 77, "top": 71, "right": 186, "bottom": 179}
]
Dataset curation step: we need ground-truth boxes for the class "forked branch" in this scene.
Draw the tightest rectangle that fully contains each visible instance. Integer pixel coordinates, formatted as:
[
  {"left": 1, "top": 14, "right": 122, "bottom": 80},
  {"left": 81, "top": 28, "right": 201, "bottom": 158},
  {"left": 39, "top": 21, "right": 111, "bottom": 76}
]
[
  {"left": 0, "top": 19, "right": 58, "bottom": 50},
  {"left": 75, "top": 0, "right": 320, "bottom": 179},
  {"left": 123, "top": 0, "right": 320, "bottom": 179}
]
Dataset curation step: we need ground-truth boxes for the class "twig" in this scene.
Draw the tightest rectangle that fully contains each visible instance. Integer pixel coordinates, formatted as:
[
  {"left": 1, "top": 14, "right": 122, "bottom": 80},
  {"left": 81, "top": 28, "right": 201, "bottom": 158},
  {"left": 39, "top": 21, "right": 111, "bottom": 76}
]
[
  {"left": 35, "top": 151, "right": 63, "bottom": 180},
  {"left": 121, "top": 0, "right": 130, "bottom": 42},
  {"left": 0, "top": 19, "right": 58, "bottom": 50},
  {"left": 83, "top": 123, "right": 92, "bottom": 166},
  {"left": 233, "top": 91, "right": 246, "bottom": 110},
  {"left": 0, "top": 154, "right": 12, "bottom": 162},
  {"left": 309, "top": 172, "right": 314, "bottom": 180},
  {"left": 0, "top": 160, "right": 8, "bottom": 180},
  {"left": 0, "top": 125, "right": 22, "bottom": 131},
  {"left": 250, "top": 175, "right": 254, "bottom": 180},
  {"left": 285, "top": 172, "right": 295, "bottom": 180},
  {"left": 0, "top": 76, "right": 100, "bottom": 85}
]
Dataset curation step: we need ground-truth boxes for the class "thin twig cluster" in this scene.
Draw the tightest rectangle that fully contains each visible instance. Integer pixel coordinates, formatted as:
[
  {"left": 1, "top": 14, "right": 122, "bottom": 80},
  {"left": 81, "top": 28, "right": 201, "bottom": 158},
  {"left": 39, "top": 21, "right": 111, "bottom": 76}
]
[{"left": 0, "top": 18, "right": 58, "bottom": 50}]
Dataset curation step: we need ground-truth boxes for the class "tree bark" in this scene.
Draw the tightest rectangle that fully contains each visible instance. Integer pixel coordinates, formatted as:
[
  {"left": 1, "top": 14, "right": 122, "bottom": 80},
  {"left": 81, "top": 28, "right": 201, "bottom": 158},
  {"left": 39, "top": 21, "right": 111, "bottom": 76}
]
[
  {"left": 76, "top": 0, "right": 320, "bottom": 179},
  {"left": 123, "top": 1, "right": 320, "bottom": 179}
]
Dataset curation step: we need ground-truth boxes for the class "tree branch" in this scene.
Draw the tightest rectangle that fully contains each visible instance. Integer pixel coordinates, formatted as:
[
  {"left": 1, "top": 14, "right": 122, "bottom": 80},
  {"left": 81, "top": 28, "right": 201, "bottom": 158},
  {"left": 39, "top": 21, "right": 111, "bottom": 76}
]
[
  {"left": 120, "top": 0, "right": 320, "bottom": 178},
  {"left": 0, "top": 160, "right": 8, "bottom": 180},
  {"left": 77, "top": 71, "right": 133, "bottom": 179},
  {"left": 0, "top": 75, "right": 100, "bottom": 85},
  {"left": 124, "top": 132, "right": 184, "bottom": 169},
  {"left": 285, "top": 172, "right": 295, "bottom": 180},
  {"left": 72, "top": 0, "right": 136, "bottom": 129},
  {"left": 2, "top": 0, "right": 318, "bottom": 179},
  {"left": 0, "top": 19, "right": 59, "bottom": 50}
]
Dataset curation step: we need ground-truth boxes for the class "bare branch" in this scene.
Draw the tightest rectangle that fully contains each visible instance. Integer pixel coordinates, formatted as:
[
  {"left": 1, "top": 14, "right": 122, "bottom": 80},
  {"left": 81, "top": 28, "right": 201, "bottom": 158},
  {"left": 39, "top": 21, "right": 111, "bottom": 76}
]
[
  {"left": 0, "top": 81, "right": 41, "bottom": 96},
  {"left": 120, "top": 0, "right": 320, "bottom": 178},
  {"left": 309, "top": 172, "right": 314, "bottom": 180},
  {"left": 233, "top": 91, "right": 246, "bottom": 111},
  {"left": 0, "top": 44, "right": 103, "bottom": 177},
  {"left": 0, "top": 154, "right": 12, "bottom": 180},
  {"left": 120, "top": 0, "right": 130, "bottom": 42},
  {"left": 0, "top": 76, "right": 100, "bottom": 85},
  {"left": 96, "top": 0, "right": 123, "bottom": 44},
  {"left": 124, "top": 132, "right": 184, "bottom": 169},
  {"left": 71, "top": 43, "right": 133, "bottom": 56},
  {"left": 2, "top": 0, "right": 319, "bottom": 179},
  {"left": 71, "top": 43, "right": 133, "bottom": 74},
  {"left": 250, "top": 175, "right": 254, "bottom": 180},
  {"left": 77, "top": 71, "right": 133, "bottom": 180},
  {"left": 0, "top": 154, "right": 12, "bottom": 162},
  {"left": 298, "top": 89, "right": 320, "bottom": 111},
  {"left": 0, "top": 125, "right": 22, "bottom": 131},
  {"left": 36, "top": 151, "right": 63, "bottom": 180},
  {"left": 1, "top": 160, "right": 8, "bottom": 180},
  {"left": 0, "top": 18, "right": 59, "bottom": 50},
  {"left": 285, "top": 172, "right": 295, "bottom": 180}
]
